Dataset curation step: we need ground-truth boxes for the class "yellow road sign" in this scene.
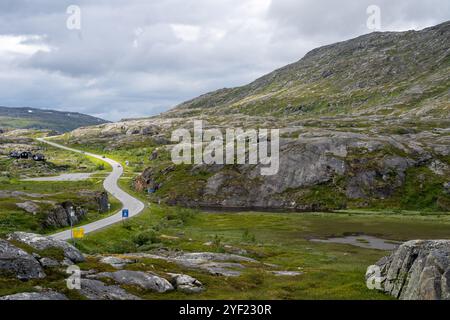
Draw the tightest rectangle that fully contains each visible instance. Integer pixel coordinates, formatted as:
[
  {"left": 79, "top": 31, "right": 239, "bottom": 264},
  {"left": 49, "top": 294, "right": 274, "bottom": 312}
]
[{"left": 73, "top": 228, "right": 85, "bottom": 239}]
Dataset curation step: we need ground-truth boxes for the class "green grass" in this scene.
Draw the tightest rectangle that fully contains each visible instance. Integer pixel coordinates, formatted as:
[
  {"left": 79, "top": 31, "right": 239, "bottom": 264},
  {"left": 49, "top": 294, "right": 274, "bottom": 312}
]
[
  {"left": 370, "top": 166, "right": 450, "bottom": 211},
  {"left": 70, "top": 205, "right": 450, "bottom": 300},
  {"left": 7, "top": 137, "right": 445, "bottom": 299},
  {"left": 0, "top": 179, "right": 121, "bottom": 236}
]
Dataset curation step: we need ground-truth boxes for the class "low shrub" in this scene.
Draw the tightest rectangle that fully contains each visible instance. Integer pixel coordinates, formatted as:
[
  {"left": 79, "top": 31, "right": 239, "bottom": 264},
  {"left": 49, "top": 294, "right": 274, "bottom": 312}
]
[{"left": 132, "top": 229, "right": 159, "bottom": 246}]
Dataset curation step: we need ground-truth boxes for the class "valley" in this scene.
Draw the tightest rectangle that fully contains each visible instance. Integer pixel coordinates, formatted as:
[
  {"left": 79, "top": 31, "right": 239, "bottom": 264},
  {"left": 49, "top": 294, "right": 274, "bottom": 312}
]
[
  {"left": 0, "top": 21, "right": 449, "bottom": 300},
  {"left": 1, "top": 129, "right": 447, "bottom": 300}
]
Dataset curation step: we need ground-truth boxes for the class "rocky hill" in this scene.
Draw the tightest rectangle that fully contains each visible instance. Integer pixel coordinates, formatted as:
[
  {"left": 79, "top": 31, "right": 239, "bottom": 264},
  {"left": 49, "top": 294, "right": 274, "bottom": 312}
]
[
  {"left": 56, "top": 22, "right": 450, "bottom": 212},
  {"left": 0, "top": 106, "right": 108, "bottom": 133},
  {"left": 166, "top": 21, "right": 449, "bottom": 119}
]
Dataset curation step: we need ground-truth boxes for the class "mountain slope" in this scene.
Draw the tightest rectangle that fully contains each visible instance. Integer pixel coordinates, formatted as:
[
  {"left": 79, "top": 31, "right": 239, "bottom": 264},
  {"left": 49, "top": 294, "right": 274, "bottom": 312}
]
[
  {"left": 56, "top": 21, "right": 450, "bottom": 213},
  {"left": 0, "top": 106, "right": 108, "bottom": 133},
  {"left": 166, "top": 21, "right": 449, "bottom": 119}
]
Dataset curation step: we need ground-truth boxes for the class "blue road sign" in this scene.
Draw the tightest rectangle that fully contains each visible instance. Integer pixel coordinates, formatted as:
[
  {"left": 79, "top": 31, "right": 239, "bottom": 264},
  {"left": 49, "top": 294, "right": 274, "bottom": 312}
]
[{"left": 122, "top": 209, "right": 129, "bottom": 218}]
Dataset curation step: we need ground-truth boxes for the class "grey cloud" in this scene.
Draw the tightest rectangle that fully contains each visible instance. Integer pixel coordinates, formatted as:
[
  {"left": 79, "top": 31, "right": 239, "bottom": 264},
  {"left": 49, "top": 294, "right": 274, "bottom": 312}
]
[
  {"left": 268, "top": 0, "right": 450, "bottom": 39},
  {"left": 0, "top": 0, "right": 448, "bottom": 120}
]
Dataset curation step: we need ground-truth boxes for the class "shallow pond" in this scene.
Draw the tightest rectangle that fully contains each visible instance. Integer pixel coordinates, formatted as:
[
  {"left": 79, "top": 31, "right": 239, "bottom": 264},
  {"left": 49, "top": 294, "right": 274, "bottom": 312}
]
[{"left": 310, "top": 235, "right": 402, "bottom": 250}]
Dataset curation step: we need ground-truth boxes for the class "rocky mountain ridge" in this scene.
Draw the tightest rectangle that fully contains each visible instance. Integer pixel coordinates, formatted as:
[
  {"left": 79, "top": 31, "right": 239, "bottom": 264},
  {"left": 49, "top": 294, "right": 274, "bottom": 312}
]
[{"left": 165, "top": 21, "right": 449, "bottom": 119}]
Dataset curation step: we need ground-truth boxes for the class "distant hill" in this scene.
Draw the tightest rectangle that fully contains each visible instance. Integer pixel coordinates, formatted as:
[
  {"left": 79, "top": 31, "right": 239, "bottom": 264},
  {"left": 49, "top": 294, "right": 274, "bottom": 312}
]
[
  {"left": 0, "top": 106, "right": 109, "bottom": 133},
  {"left": 166, "top": 21, "right": 449, "bottom": 119}
]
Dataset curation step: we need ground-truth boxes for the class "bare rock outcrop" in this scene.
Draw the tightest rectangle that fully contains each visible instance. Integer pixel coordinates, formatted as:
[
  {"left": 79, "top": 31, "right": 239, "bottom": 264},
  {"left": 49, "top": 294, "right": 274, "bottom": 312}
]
[
  {"left": 15, "top": 201, "right": 41, "bottom": 215},
  {"left": 91, "top": 270, "right": 174, "bottom": 293},
  {"left": 146, "top": 131, "right": 430, "bottom": 210},
  {"left": 0, "top": 239, "right": 46, "bottom": 280},
  {"left": 78, "top": 279, "right": 141, "bottom": 300},
  {"left": 41, "top": 192, "right": 108, "bottom": 229},
  {"left": 167, "top": 273, "right": 204, "bottom": 293},
  {"left": 366, "top": 240, "right": 450, "bottom": 300},
  {"left": 99, "top": 256, "right": 134, "bottom": 269},
  {"left": 43, "top": 201, "right": 87, "bottom": 229},
  {"left": 0, "top": 291, "right": 68, "bottom": 300},
  {"left": 123, "top": 251, "right": 258, "bottom": 277},
  {"left": 7, "top": 232, "right": 85, "bottom": 263}
]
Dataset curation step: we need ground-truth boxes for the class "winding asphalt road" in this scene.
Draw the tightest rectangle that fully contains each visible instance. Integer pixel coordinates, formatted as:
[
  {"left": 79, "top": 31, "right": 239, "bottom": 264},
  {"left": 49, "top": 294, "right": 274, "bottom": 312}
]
[{"left": 37, "top": 138, "right": 145, "bottom": 241}]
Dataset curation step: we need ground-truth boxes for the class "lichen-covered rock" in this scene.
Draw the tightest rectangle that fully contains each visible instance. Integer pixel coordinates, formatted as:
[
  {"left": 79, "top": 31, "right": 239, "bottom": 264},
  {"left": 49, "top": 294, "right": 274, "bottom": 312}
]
[
  {"left": 92, "top": 270, "right": 173, "bottom": 293},
  {"left": 0, "top": 239, "right": 46, "bottom": 280},
  {"left": 99, "top": 256, "right": 134, "bottom": 269},
  {"left": 367, "top": 240, "right": 450, "bottom": 300},
  {"left": 39, "top": 257, "right": 60, "bottom": 268},
  {"left": 16, "top": 201, "right": 40, "bottom": 215},
  {"left": 78, "top": 279, "right": 140, "bottom": 300},
  {"left": 167, "top": 273, "right": 204, "bottom": 293},
  {"left": 7, "top": 232, "right": 85, "bottom": 263},
  {"left": 123, "top": 251, "right": 258, "bottom": 277},
  {"left": 0, "top": 291, "right": 68, "bottom": 300}
]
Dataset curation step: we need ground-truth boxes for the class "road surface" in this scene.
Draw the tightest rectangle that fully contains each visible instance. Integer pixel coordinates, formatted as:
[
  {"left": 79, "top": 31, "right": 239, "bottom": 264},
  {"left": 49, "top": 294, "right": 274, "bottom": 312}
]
[{"left": 37, "top": 138, "right": 145, "bottom": 241}]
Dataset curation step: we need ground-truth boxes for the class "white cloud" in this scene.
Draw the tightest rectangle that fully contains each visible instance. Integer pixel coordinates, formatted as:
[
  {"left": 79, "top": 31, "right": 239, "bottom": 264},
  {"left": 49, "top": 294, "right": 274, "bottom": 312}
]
[
  {"left": 0, "top": 35, "right": 51, "bottom": 56},
  {"left": 205, "top": 28, "right": 227, "bottom": 41},
  {"left": 171, "top": 24, "right": 201, "bottom": 42}
]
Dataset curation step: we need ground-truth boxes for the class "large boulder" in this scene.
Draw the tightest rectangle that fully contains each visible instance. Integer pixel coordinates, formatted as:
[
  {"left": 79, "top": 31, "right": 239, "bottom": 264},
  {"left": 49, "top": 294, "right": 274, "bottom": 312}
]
[
  {"left": 366, "top": 240, "right": 450, "bottom": 300},
  {"left": 0, "top": 239, "right": 45, "bottom": 280},
  {"left": 7, "top": 232, "right": 85, "bottom": 263},
  {"left": 0, "top": 291, "right": 68, "bottom": 300},
  {"left": 92, "top": 270, "right": 174, "bottom": 293},
  {"left": 43, "top": 201, "right": 87, "bottom": 229}
]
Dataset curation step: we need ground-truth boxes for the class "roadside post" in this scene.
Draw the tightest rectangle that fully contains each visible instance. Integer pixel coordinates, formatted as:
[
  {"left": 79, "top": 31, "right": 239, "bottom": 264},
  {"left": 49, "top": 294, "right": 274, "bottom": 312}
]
[
  {"left": 69, "top": 206, "right": 75, "bottom": 244},
  {"left": 122, "top": 208, "right": 129, "bottom": 225}
]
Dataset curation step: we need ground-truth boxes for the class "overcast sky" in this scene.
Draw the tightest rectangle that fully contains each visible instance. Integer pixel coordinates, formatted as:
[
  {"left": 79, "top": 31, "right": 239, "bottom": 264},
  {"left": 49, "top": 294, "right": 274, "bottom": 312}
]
[{"left": 0, "top": 0, "right": 449, "bottom": 121}]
